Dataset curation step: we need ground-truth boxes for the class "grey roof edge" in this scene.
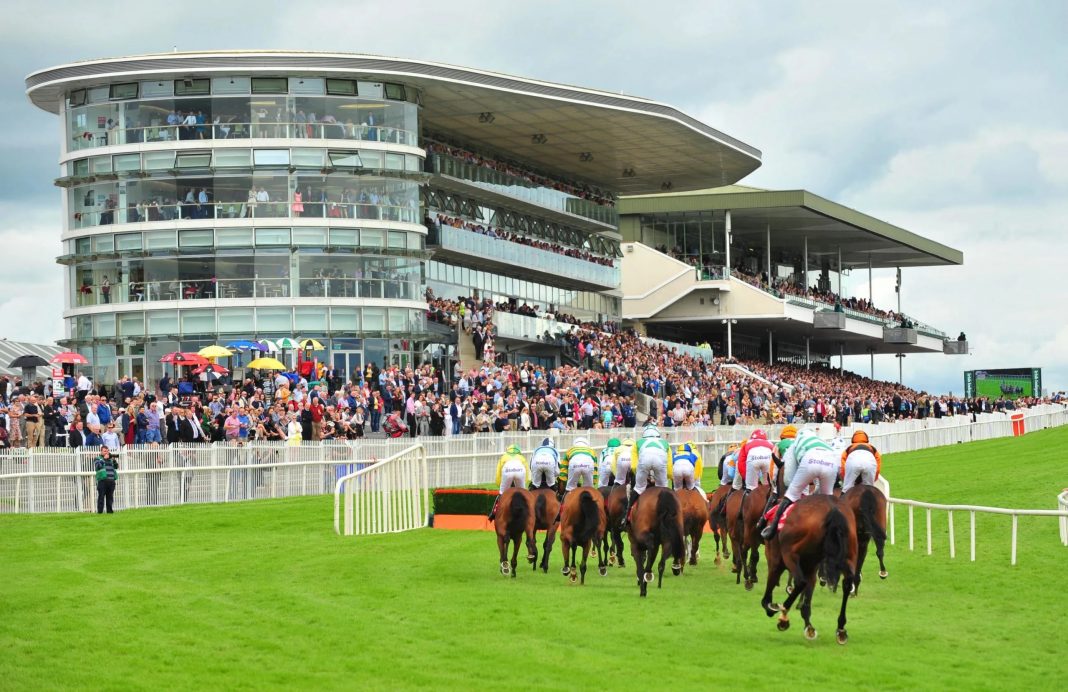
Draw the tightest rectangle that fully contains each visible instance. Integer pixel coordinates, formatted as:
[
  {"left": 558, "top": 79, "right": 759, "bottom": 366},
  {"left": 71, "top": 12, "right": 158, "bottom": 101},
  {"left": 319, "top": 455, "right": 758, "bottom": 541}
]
[{"left": 25, "top": 51, "right": 762, "bottom": 162}]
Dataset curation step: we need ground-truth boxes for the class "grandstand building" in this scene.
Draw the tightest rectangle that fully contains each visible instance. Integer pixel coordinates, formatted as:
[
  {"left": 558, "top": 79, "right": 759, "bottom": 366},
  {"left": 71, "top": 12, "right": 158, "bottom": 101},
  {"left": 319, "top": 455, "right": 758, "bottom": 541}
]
[
  {"left": 617, "top": 185, "right": 966, "bottom": 374},
  {"left": 26, "top": 51, "right": 760, "bottom": 385}
]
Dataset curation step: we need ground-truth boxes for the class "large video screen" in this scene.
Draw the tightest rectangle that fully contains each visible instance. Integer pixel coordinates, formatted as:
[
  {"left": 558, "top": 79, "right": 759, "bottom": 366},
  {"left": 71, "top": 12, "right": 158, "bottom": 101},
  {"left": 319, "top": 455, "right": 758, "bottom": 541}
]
[{"left": 964, "top": 368, "right": 1042, "bottom": 400}]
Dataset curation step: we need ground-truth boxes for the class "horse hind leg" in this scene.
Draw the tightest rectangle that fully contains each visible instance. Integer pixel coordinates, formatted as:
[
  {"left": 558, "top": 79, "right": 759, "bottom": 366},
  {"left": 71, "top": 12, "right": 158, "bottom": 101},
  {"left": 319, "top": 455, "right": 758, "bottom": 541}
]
[
  {"left": 800, "top": 572, "right": 818, "bottom": 640},
  {"left": 853, "top": 536, "right": 869, "bottom": 596},
  {"left": 836, "top": 571, "right": 853, "bottom": 645},
  {"left": 497, "top": 533, "right": 510, "bottom": 576},
  {"left": 510, "top": 535, "right": 521, "bottom": 579},
  {"left": 579, "top": 543, "right": 590, "bottom": 584},
  {"left": 568, "top": 545, "right": 579, "bottom": 584}
]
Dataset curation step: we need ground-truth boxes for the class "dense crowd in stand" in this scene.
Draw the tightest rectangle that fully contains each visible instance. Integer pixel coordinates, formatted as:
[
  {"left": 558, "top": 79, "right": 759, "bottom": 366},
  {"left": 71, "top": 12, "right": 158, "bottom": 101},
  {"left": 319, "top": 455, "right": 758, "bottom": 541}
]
[
  {"left": 432, "top": 214, "right": 616, "bottom": 267},
  {"left": 424, "top": 141, "right": 615, "bottom": 206}
]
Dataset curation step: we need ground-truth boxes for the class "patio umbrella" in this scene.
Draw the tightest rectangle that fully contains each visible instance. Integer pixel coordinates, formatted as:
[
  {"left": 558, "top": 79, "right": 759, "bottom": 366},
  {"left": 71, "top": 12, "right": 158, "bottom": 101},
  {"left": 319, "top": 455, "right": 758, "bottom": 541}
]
[
  {"left": 299, "top": 338, "right": 324, "bottom": 351},
  {"left": 246, "top": 357, "right": 287, "bottom": 371},
  {"left": 255, "top": 340, "right": 279, "bottom": 353},
  {"left": 50, "top": 351, "right": 89, "bottom": 365},
  {"left": 225, "top": 340, "right": 260, "bottom": 351},
  {"left": 276, "top": 337, "right": 300, "bottom": 350},
  {"left": 9, "top": 354, "right": 49, "bottom": 384},
  {"left": 197, "top": 345, "right": 234, "bottom": 359},
  {"left": 193, "top": 363, "right": 229, "bottom": 376},
  {"left": 159, "top": 352, "right": 209, "bottom": 366}
]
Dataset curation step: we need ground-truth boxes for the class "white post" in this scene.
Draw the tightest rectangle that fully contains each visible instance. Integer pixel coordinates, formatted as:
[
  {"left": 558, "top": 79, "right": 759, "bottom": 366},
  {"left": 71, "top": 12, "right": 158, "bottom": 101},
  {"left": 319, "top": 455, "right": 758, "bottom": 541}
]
[
  {"left": 889, "top": 502, "right": 896, "bottom": 545},
  {"left": 803, "top": 235, "right": 809, "bottom": 290},
  {"left": 970, "top": 511, "right": 976, "bottom": 561},
  {"left": 766, "top": 223, "right": 772, "bottom": 282},
  {"left": 1011, "top": 514, "right": 1018, "bottom": 565},
  {"left": 868, "top": 255, "right": 873, "bottom": 304},
  {"left": 768, "top": 329, "right": 773, "bottom": 366},
  {"left": 837, "top": 245, "right": 842, "bottom": 296},
  {"left": 805, "top": 336, "right": 811, "bottom": 371},
  {"left": 926, "top": 508, "right": 932, "bottom": 555},
  {"left": 948, "top": 510, "right": 956, "bottom": 559},
  {"left": 726, "top": 320, "right": 733, "bottom": 360},
  {"left": 908, "top": 505, "right": 914, "bottom": 551},
  {"left": 724, "top": 210, "right": 732, "bottom": 276},
  {"left": 840, "top": 342, "right": 844, "bottom": 375}
]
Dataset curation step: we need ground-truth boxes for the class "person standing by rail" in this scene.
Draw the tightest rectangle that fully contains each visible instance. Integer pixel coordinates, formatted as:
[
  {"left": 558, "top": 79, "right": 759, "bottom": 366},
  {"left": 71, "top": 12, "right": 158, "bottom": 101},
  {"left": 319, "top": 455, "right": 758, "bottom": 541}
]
[{"left": 94, "top": 446, "right": 119, "bottom": 514}]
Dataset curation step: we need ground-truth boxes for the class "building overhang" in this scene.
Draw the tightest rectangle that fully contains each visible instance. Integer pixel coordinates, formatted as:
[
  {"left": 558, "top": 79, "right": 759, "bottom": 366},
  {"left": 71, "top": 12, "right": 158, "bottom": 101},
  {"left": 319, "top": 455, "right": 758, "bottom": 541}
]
[{"left": 26, "top": 51, "right": 761, "bottom": 195}]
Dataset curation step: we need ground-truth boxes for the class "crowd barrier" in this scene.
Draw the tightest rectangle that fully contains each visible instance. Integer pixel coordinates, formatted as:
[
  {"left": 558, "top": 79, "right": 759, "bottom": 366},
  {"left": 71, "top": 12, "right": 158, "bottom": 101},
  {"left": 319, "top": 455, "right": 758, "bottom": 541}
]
[
  {"left": 334, "top": 444, "right": 428, "bottom": 536},
  {"left": 0, "top": 404, "right": 1065, "bottom": 515}
]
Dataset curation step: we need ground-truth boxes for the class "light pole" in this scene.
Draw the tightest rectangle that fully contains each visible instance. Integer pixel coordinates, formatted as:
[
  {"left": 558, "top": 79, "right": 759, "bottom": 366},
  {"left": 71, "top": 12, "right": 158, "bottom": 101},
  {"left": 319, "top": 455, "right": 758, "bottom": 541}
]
[
  {"left": 895, "top": 353, "right": 906, "bottom": 385},
  {"left": 721, "top": 319, "right": 738, "bottom": 360}
]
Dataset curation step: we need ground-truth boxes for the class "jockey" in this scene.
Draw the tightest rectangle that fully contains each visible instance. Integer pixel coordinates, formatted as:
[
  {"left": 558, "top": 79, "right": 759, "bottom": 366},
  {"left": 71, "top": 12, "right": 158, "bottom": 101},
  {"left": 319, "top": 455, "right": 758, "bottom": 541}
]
[
  {"left": 598, "top": 438, "right": 621, "bottom": 487},
  {"left": 613, "top": 439, "right": 636, "bottom": 487},
  {"left": 841, "top": 430, "right": 882, "bottom": 492},
  {"left": 772, "top": 425, "right": 798, "bottom": 490},
  {"left": 529, "top": 437, "right": 560, "bottom": 490},
  {"left": 718, "top": 444, "right": 740, "bottom": 486},
  {"left": 624, "top": 424, "right": 672, "bottom": 526},
  {"left": 733, "top": 429, "right": 776, "bottom": 493},
  {"left": 761, "top": 429, "right": 839, "bottom": 539},
  {"left": 555, "top": 436, "right": 598, "bottom": 521},
  {"left": 489, "top": 444, "right": 529, "bottom": 519},
  {"left": 671, "top": 441, "right": 704, "bottom": 493}
]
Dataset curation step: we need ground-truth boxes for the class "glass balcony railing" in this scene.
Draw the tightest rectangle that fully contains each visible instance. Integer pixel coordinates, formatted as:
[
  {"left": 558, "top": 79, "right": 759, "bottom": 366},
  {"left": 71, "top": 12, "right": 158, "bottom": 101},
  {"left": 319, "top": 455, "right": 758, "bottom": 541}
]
[
  {"left": 640, "top": 337, "right": 714, "bottom": 361},
  {"left": 492, "top": 312, "right": 575, "bottom": 342},
  {"left": 437, "top": 225, "right": 619, "bottom": 288},
  {"left": 73, "top": 277, "right": 422, "bottom": 308},
  {"left": 427, "top": 153, "right": 618, "bottom": 226},
  {"left": 68, "top": 120, "right": 418, "bottom": 151},
  {"left": 71, "top": 201, "right": 420, "bottom": 228}
]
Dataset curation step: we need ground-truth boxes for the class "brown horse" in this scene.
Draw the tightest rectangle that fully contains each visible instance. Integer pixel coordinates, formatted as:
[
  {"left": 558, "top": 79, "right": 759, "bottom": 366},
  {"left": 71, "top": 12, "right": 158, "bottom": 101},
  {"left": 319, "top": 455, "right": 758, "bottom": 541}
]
[
  {"left": 628, "top": 486, "right": 685, "bottom": 597},
  {"left": 840, "top": 485, "right": 888, "bottom": 595},
  {"left": 760, "top": 495, "right": 858, "bottom": 644},
  {"left": 601, "top": 483, "right": 629, "bottom": 568},
  {"left": 727, "top": 484, "right": 773, "bottom": 590},
  {"left": 676, "top": 487, "right": 709, "bottom": 567},
  {"left": 531, "top": 486, "right": 560, "bottom": 573},
  {"left": 707, "top": 485, "right": 732, "bottom": 565},
  {"left": 494, "top": 488, "right": 537, "bottom": 578},
  {"left": 559, "top": 487, "right": 608, "bottom": 584}
]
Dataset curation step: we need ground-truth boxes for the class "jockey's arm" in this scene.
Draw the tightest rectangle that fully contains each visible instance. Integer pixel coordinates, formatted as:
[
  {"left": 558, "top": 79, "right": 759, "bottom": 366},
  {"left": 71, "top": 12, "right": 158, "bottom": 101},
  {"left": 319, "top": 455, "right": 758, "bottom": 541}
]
[
  {"left": 494, "top": 454, "right": 507, "bottom": 486},
  {"left": 666, "top": 446, "right": 673, "bottom": 478},
  {"left": 874, "top": 449, "right": 883, "bottom": 480},
  {"left": 736, "top": 442, "right": 749, "bottom": 481},
  {"left": 693, "top": 451, "right": 703, "bottom": 482},
  {"left": 840, "top": 445, "right": 852, "bottom": 479}
]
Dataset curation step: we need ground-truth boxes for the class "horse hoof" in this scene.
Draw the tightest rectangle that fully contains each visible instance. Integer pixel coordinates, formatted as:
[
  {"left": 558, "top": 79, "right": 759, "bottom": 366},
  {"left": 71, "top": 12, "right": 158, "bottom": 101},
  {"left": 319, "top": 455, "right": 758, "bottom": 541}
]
[
  {"left": 598, "top": 566, "right": 608, "bottom": 577},
  {"left": 500, "top": 562, "right": 510, "bottom": 576},
  {"left": 836, "top": 629, "right": 849, "bottom": 645},
  {"left": 879, "top": 570, "right": 888, "bottom": 579},
  {"left": 785, "top": 584, "right": 793, "bottom": 595},
  {"left": 569, "top": 571, "right": 578, "bottom": 584},
  {"left": 777, "top": 618, "right": 790, "bottom": 632},
  {"left": 819, "top": 578, "right": 827, "bottom": 588},
  {"left": 644, "top": 572, "right": 654, "bottom": 583},
  {"left": 767, "top": 603, "right": 781, "bottom": 613},
  {"left": 744, "top": 580, "right": 754, "bottom": 592},
  {"left": 730, "top": 565, "right": 740, "bottom": 574},
  {"left": 561, "top": 566, "right": 570, "bottom": 576},
  {"left": 608, "top": 554, "right": 617, "bottom": 567},
  {"left": 805, "top": 626, "right": 818, "bottom": 641},
  {"left": 526, "top": 554, "right": 535, "bottom": 563},
  {"left": 714, "top": 556, "right": 721, "bottom": 566}
]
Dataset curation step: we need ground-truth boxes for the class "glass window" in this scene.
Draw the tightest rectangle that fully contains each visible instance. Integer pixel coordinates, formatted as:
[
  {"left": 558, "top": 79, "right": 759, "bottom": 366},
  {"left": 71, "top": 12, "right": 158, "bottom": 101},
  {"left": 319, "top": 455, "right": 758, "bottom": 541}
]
[
  {"left": 292, "top": 227, "right": 327, "bottom": 246},
  {"left": 253, "top": 149, "right": 290, "bottom": 166},
  {"left": 361, "top": 229, "right": 384, "bottom": 248},
  {"left": 140, "top": 80, "right": 173, "bottom": 98},
  {"left": 143, "top": 151, "right": 175, "bottom": 171},
  {"left": 362, "top": 307, "right": 385, "bottom": 332},
  {"left": 179, "top": 230, "right": 214, "bottom": 247},
  {"left": 175, "top": 152, "right": 212, "bottom": 169},
  {"left": 69, "top": 89, "right": 86, "bottom": 107},
  {"left": 212, "top": 76, "right": 250, "bottom": 95},
  {"left": 144, "top": 230, "right": 177, "bottom": 251},
  {"left": 384, "top": 83, "right": 406, "bottom": 101},
  {"left": 109, "top": 83, "right": 138, "bottom": 100},
  {"left": 291, "top": 148, "right": 324, "bottom": 168},
  {"left": 94, "top": 313, "right": 116, "bottom": 337},
  {"left": 388, "top": 231, "right": 406, "bottom": 249},
  {"left": 388, "top": 308, "right": 407, "bottom": 333},
  {"left": 294, "top": 307, "right": 328, "bottom": 332},
  {"left": 213, "top": 149, "right": 252, "bottom": 168},
  {"left": 181, "top": 309, "right": 216, "bottom": 335},
  {"left": 359, "top": 150, "right": 382, "bottom": 169},
  {"left": 72, "top": 159, "right": 89, "bottom": 177},
  {"left": 217, "top": 308, "right": 255, "bottom": 334},
  {"left": 75, "top": 237, "right": 91, "bottom": 255},
  {"left": 148, "top": 310, "right": 179, "bottom": 335},
  {"left": 407, "top": 232, "right": 422, "bottom": 251},
  {"left": 405, "top": 154, "right": 421, "bottom": 172},
  {"left": 328, "top": 151, "right": 362, "bottom": 168},
  {"left": 326, "top": 79, "right": 358, "bottom": 96},
  {"left": 288, "top": 77, "right": 324, "bottom": 95},
  {"left": 113, "top": 154, "right": 140, "bottom": 172},
  {"left": 88, "top": 86, "right": 109, "bottom": 103},
  {"left": 251, "top": 77, "right": 288, "bottom": 94},
  {"left": 385, "top": 153, "right": 404, "bottom": 171},
  {"left": 174, "top": 78, "right": 210, "bottom": 96},
  {"left": 330, "top": 307, "right": 359, "bottom": 331},
  {"left": 255, "top": 228, "right": 290, "bottom": 246},
  {"left": 118, "top": 312, "right": 145, "bottom": 337},
  {"left": 115, "top": 233, "right": 142, "bottom": 251},
  {"left": 216, "top": 228, "right": 254, "bottom": 248},
  {"left": 256, "top": 307, "right": 292, "bottom": 332},
  {"left": 90, "top": 156, "right": 113, "bottom": 174},
  {"left": 92, "top": 235, "right": 114, "bottom": 252},
  {"left": 329, "top": 228, "right": 358, "bottom": 247}
]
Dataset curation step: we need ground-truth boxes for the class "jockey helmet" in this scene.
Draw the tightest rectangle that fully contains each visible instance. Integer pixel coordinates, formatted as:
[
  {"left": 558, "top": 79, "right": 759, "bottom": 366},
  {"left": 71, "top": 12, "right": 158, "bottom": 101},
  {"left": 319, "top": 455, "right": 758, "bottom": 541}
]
[
  {"left": 573, "top": 436, "right": 590, "bottom": 448},
  {"left": 622, "top": 439, "right": 636, "bottom": 447},
  {"left": 851, "top": 430, "right": 869, "bottom": 444},
  {"left": 607, "top": 438, "right": 621, "bottom": 448},
  {"left": 780, "top": 424, "right": 798, "bottom": 439},
  {"left": 506, "top": 444, "right": 521, "bottom": 455},
  {"left": 541, "top": 437, "right": 555, "bottom": 449},
  {"left": 678, "top": 442, "right": 695, "bottom": 455},
  {"left": 642, "top": 426, "right": 661, "bottom": 439},
  {"left": 750, "top": 429, "right": 767, "bottom": 441}
]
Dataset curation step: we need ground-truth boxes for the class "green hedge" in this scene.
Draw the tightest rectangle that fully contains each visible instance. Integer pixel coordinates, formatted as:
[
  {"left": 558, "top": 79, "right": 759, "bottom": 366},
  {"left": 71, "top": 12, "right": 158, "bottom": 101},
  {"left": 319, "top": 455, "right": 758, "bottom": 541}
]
[{"left": 433, "top": 489, "right": 496, "bottom": 515}]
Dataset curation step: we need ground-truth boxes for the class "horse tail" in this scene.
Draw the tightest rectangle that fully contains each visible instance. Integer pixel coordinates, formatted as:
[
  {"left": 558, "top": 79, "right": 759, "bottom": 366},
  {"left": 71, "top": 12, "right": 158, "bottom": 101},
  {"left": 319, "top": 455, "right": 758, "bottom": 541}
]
[
  {"left": 820, "top": 505, "right": 850, "bottom": 591},
  {"left": 859, "top": 487, "right": 887, "bottom": 545},
  {"left": 574, "top": 490, "right": 600, "bottom": 546},
  {"left": 507, "top": 491, "right": 530, "bottom": 535},
  {"left": 534, "top": 492, "right": 547, "bottom": 526},
  {"left": 657, "top": 490, "right": 685, "bottom": 563}
]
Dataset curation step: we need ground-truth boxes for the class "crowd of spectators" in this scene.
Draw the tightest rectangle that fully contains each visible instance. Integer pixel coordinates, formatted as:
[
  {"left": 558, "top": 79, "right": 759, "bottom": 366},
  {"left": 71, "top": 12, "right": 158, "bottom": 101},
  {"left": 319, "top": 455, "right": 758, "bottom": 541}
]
[
  {"left": 424, "top": 141, "right": 615, "bottom": 206},
  {"left": 432, "top": 214, "right": 616, "bottom": 267}
]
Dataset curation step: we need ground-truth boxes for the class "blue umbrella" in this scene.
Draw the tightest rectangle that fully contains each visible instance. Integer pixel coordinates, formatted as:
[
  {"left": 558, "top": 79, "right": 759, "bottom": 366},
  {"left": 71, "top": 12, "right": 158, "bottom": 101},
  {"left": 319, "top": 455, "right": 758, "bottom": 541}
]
[{"left": 226, "top": 340, "right": 260, "bottom": 351}]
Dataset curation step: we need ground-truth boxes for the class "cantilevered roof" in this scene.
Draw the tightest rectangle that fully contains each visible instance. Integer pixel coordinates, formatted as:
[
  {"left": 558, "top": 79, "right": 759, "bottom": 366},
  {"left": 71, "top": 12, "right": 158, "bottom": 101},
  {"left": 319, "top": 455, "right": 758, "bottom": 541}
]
[
  {"left": 620, "top": 187, "right": 963, "bottom": 268},
  {"left": 26, "top": 51, "right": 761, "bottom": 195},
  {"left": 0, "top": 340, "right": 63, "bottom": 381}
]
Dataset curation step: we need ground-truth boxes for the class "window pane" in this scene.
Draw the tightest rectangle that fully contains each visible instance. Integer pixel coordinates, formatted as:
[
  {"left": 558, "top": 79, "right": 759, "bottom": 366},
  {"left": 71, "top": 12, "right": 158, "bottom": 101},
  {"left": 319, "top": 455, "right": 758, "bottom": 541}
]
[
  {"left": 256, "top": 307, "right": 292, "bottom": 332},
  {"left": 292, "top": 227, "right": 327, "bottom": 246},
  {"left": 384, "top": 83, "right": 405, "bottom": 100},
  {"left": 253, "top": 149, "right": 290, "bottom": 166},
  {"left": 143, "top": 151, "right": 175, "bottom": 170},
  {"left": 212, "top": 76, "right": 250, "bottom": 95},
  {"left": 291, "top": 148, "right": 324, "bottom": 168},
  {"left": 251, "top": 77, "right": 288, "bottom": 94},
  {"left": 145, "top": 230, "right": 177, "bottom": 250},
  {"left": 330, "top": 228, "right": 358, "bottom": 247},
  {"left": 388, "top": 308, "right": 407, "bottom": 333},
  {"left": 326, "top": 79, "right": 357, "bottom": 96},
  {"left": 109, "top": 83, "right": 138, "bottom": 100},
  {"left": 174, "top": 78, "right": 210, "bottom": 96},
  {"left": 288, "top": 77, "right": 324, "bottom": 95},
  {"left": 72, "top": 159, "right": 89, "bottom": 177},
  {"left": 94, "top": 313, "right": 115, "bottom": 337},
  {"left": 92, "top": 235, "right": 114, "bottom": 252},
  {"left": 359, "top": 150, "right": 382, "bottom": 169},
  {"left": 213, "top": 149, "right": 252, "bottom": 168},
  {"left": 384, "top": 153, "right": 404, "bottom": 171},
  {"left": 69, "top": 89, "right": 86, "bottom": 107},
  {"left": 181, "top": 309, "right": 216, "bottom": 335},
  {"left": 115, "top": 233, "right": 142, "bottom": 251},
  {"left": 406, "top": 232, "right": 422, "bottom": 251},
  {"left": 405, "top": 154, "right": 421, "bottom": 172},
  {"left": 118, "top": 312, "right": 145, "bottom": 337},
  {"left": 175, "top": 152, "right": 212, "bottom": 168},
  {"left": 217, "top": 308, "right": 255, "bottom": 334},
  {"left": 216, "top": 228, "right": 254, "bottom": 248},
  {"left": 362, "top": 307, "right": 385, "bottom": 332},
  {"left": 294, "top": 307, "right": 328, "bottom": 332},
  {"left": 388, "top": 231, "right": 406, "bottom": 249},
  {"left": 330, "top": 307, "right": 359, "bottom": 331},
  {"left": 140, "top": 80, "right": 173, "bottom": 98},
  {"left": 148, "top": 310, "right": 179, "bottom": 335},
  {"left": 255, "top": 228, "right": 290, "bottom": 246},
  {"left": 179, "top": 230, "right": 214, "bottom": 247},
  {"left": 361, "top": 229, "right": 383, "bottom": 248},
  {"left": 328, "top": 151, "right": 362, "bottom": 168},
  {"left": 113, "top": 154, "right": 141, "bottom": 172}
]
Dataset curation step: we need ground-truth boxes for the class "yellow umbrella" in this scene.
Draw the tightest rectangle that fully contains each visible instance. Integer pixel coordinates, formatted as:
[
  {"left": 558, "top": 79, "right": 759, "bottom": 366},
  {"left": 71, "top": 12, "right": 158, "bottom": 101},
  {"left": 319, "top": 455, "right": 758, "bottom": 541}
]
[
  {"left": 299, "top": 338, "right": 324, "bottom": 351},
  {"left": 198, "top": 345, "right": 235, "bottom": 359},
  {"left": 247, "top": 357, "right": 287, "bottom": 371}
]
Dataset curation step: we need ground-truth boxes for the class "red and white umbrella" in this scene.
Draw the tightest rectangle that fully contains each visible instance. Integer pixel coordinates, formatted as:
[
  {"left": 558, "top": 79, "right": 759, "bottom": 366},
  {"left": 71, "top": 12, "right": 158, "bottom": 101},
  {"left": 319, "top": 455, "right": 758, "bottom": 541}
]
[{"left": 50, "top": 351, "right": 89, "bottom": 365}]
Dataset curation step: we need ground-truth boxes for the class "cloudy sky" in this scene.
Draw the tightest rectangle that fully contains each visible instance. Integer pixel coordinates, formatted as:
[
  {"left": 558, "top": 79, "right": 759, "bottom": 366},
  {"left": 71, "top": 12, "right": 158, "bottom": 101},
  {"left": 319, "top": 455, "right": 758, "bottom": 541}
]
[{"left": 2, "top": 0, "right": 1065, "bottom": 394}]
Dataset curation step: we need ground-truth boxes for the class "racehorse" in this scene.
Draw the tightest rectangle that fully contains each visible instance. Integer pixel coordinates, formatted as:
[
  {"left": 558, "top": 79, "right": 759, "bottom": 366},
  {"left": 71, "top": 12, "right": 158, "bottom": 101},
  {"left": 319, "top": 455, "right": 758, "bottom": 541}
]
[
  {"left": 706, "top": 485, "right": 732, "bottom": 565},
  {"left": 676, "top": 487, "right": 709, "bottom": 567},
  {"left": 760, "top": 495, "right": 858, "bottom": 644},
  {"left": 601, "top": 482, "right": 629, "bottom": 568},
  {"left": 531, "top": 486, "right": 560, "bottom": 573},
  {"left": 559, "top": 486, "right": 608, "bottom": 584},
  {"left": 628, "top": 486, "right": 685, "bottom": 597},
  {"left": 840, "top": 485, "right": 888, "bottom": 595},
  {"left": 494, "top": 487, "right": 537, "bottom": 578},
  {"left": 727, "top": 483, "right": 772, "bottom": 590}
]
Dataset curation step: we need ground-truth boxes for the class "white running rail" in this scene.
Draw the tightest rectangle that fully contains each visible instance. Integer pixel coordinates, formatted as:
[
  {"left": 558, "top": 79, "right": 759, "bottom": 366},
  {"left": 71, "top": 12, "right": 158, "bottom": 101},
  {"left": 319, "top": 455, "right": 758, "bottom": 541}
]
[
  {"left": 334, "top": 444, "right": 429, "bottom": 537},
  {"left": 887, "top": 496, "right": 1068, "bottom": 565}
]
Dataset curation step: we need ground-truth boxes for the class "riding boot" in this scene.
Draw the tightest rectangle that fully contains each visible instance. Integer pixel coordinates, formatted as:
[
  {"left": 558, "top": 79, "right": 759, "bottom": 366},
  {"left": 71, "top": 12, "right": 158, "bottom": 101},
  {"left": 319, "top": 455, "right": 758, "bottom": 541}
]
[
  {"left": 554, "top": 490, "right": 568, "bottom": 523},
  {"left": 737, "top": 488, "right": 750, "bottom": 521},
  {"left": 622, "top": 489, "right": 638, "bottom": 529},
  {"left": 716, "top": 487, "right": 734, "bottom": 517},
  {"left": 760, "top": 498, "right": 793, "bottom": 540},
  {"left": 488, "top": 494, "right": 501, "bottom": 521}
]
